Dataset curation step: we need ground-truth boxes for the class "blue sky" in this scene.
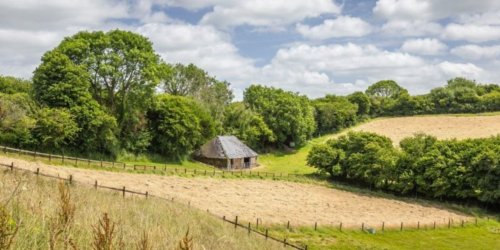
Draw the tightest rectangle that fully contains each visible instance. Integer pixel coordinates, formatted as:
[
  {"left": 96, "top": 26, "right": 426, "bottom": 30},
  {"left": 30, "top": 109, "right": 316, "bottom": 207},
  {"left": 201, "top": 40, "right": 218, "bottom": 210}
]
[{"left": 1, "top": 0, "right": 500, "bottom": 99}]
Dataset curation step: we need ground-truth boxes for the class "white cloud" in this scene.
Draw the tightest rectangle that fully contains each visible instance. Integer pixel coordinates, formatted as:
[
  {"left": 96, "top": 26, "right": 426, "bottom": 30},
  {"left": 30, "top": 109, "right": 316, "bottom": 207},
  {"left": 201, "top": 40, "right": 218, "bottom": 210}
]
[
  {"left": 438, "top": 61, "right": 484, "bottom": 79},
  {"left": 443, "top": 23, "right": 500, "bottom": 42},
  {"left": 199, "top": 0, "right": 341, "bottom": 29},
  {"left": 381, "top": 20, "right": 442, "bottom": 37},
  {"left": 451, "top": 45, "right": 500, "bottom": 60},
  {"left": 401, "top": 38, "right": 447, "bottom": 55},
  {"left": 0, "top": 0, "right": 129, "bottom": 30},
  {"left": 137, "top": 23, "right": 257, "bottom": 91},
  {"left": 296, "top": 16, "right": 372, "bottom": 40},
  {"left": 374, "top": 0, "right": 500, "bottom": 21}
]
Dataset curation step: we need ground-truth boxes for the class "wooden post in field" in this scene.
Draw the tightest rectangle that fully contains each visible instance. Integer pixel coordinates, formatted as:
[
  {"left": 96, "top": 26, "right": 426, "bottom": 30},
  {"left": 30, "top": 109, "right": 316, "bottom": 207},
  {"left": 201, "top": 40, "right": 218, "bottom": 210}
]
[
  {"left": 36, "top": 168, "right": 40, "bottom": 175},
  {"left": 448, "top": 219, "right": 451, "bottom": 228},
  {"left": 145, "top": 191, "right": 148, "bottom": 199},
  {"left": 10, "top": 162, "right": 13, "bottom": 171},
  {"left": 417, "top": 221, "right": 420, "bottom": 230},
  {"left": 362, "top": 222, "right": 364, "bottom": 231},
  {"left": 248, "top": 222, "right": 251, "bottom": 234},
  {"left": 475, "top": 218, "right": 478, "bottom": 226},
  {"left": 287, "top": 221, "right": 290, "bottom": 229},
  {"left": 461, "top": 220, "right": 464, "bottom": 227},
  {"left": 400, "top": 222, "right": 403, "bottom": 231},
  {"left": 95, "top": 180, "right": 98, "bottom": 189},
  {"left": 49, "top": 154, "right": 52, "bottom": 163},
  {"left": 122, "top": 186, "right": 126, "bottom": 198},
  {"left": 314, "top": 222, "right": 318, "bottom": 231},
  {"left": 382, "top": 222, "right": 385, "bottom": 231},
  {"left": 340, "top": 222, "right": 342, "bottom": 231},
  {"left": 235, "top": 216, "right": 238, "bottom": 229},
  {"left": 256, "top": 218, "right": 259, "bottom": 229},
  {"left": 283, "top": 238, "right": 287, "bottom": 247},
  {"left": 433, "top": 221, "right": 436, "bottom": 229},
  {"left": 69, "top": 175, "right": 73, "bottom": 184},
  {"left": 265, "top": 229, "right": 268, "bottom": 240}
]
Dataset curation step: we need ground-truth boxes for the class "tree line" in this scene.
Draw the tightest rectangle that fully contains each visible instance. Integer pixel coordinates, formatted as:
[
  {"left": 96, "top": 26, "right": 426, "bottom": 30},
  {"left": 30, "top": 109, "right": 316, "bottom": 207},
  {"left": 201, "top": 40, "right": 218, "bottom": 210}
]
[
  {"left": 1, "top": 29, "right": 500, "bottom": 160},
  {"left": 307, "top": 132, "right": 500, "bottom": 206}
]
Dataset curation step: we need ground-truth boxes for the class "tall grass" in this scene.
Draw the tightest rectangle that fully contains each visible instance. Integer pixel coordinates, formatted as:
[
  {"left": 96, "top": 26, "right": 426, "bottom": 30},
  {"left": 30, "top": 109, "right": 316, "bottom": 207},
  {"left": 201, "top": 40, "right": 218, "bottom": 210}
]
[{"left": 0, "top": 170, "right": 283, "bottom": 249}]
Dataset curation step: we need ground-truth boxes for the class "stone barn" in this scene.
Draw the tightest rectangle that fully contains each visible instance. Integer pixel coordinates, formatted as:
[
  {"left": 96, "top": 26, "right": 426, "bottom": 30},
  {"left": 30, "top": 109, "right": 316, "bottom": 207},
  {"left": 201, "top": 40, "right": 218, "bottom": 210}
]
[{"left": 194, "top": 136, "right": 258, "bottom": 170}]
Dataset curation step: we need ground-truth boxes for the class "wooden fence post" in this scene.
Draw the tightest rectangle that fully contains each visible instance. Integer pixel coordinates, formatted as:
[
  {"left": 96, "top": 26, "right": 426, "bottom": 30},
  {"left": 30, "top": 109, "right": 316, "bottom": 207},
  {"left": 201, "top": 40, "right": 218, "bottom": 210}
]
[
  {"left": 122, "top": 186, "right": 126, "bottom": 198},
  {"left": 36, "top": 168, "right": 40, "bottom": 175},
  {"left": 265, "top": 229, "right": 268, "bottom": 240},
  {"left": 248, "top": 222, "right": 251, "bottom": 235},
  {"left": 256, "top": 218, "right": 259, "bottom": 229},
  {"left": 287, "top": 221, "right": 290, "bottom": 229},
  {"left": 235, "top": 216, "right": 238, "bottom": 229},
  {"left": 10, "top": 162, "right": 14, "bottom": 171},
  {"left": 433, "top": 221, "right": 436, "bottom": 229},
  {"left": 417, "top": 221, "right": 420, "bottom": 230},
  {"left": 340, "top": 222, "right": 342, "bottom": 231},
  {"left": 362, "top": 222, "right": 364, "bottom": 231},
  {"left": 382, "top": 222, "right": 385, "bottom": 231},
  {"left": 400, "top": 222, "right": 403, "bottom": 231},
  {"left": 145, "top": 191, "right": 149, "bottom": 199},
  {"left": 461, "top": 220, "right": 464, "bottom": 227},
  {"left": 69, "top": 175, "right": 73, "bottom": 184},
  {"left": 448, "top": 219, "right": 451, "bottom": 228},
  {"left": 95, "top": 180, "right": 98, "bottom": 189},
  {"left": 314, "top": 222, "right": 318, "bottom": 231},
  {"left": 283, "top": 238, "right": 287, "bottom": 247}
]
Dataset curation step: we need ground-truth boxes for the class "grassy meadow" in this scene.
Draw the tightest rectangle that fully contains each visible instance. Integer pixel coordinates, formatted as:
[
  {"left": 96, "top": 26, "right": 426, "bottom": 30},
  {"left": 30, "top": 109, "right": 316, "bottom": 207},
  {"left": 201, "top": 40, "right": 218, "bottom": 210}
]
[
  {"left": 0, "top": 169, "right": 284, "bottom": 249},
  {"left": 261, "top": 221, "right": 500, "bottom": 250}
]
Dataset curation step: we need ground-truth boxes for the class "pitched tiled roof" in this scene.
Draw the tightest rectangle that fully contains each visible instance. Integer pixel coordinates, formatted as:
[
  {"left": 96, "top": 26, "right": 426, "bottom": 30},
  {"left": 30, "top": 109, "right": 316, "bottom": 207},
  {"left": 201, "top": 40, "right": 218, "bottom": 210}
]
[{"left": 198, "top": 136, "right": 258, "bottom": 159}]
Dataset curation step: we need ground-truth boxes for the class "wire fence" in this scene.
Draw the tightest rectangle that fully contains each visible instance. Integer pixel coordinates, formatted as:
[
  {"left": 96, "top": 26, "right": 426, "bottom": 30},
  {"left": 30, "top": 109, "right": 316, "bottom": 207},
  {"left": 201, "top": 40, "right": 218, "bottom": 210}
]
[
  {"left": 0, "top": 145, "right": 305, "bottom": 180},
  {"left": 0, "top": 161, "right": 308, "bottom": 250}
]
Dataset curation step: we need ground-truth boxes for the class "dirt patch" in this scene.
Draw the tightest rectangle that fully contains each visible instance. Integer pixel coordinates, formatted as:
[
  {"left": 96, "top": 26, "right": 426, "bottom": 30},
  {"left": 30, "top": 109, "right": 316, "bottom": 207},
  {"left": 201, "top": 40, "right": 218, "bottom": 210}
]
[
  {"left": 342, "top": 115, "right": 500, "bottom": 145},
  {"left": 0, "top": 156, "right": 469, "bottom": 229}
]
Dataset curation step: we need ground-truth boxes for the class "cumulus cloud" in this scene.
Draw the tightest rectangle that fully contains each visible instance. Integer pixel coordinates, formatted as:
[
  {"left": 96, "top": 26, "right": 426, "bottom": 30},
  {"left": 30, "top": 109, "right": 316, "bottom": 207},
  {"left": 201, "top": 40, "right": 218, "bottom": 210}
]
[
  {"left": 374, "top": 0, "right": 500, "bottom": 21},
  {"left": 451, "top": 45, "right": 500, "bottom": 60},
  {"left": 401, "top": 38, "right": 448, "bottom": 55},
  {"left": 296, "top": 16, "right": 372, "bottom": 40},
  {"left": 199, "top": 0, "right": 341, "bottom": 29},
  {"left": 442, "top": 24, "right": 500, "bottom": 43},
  {"left": 381, "top": 20, "right": 442, "bottom": 36},
  {"left": 137, "top": 23, "right": 257, "bottom": 92}
]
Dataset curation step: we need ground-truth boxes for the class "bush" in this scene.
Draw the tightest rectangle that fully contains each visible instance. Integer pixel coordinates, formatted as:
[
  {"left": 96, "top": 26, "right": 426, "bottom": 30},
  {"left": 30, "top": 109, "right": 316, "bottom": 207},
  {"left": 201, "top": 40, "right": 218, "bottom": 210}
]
[{"left": 307, "top": 131, "right": 500, "bottom": 205}]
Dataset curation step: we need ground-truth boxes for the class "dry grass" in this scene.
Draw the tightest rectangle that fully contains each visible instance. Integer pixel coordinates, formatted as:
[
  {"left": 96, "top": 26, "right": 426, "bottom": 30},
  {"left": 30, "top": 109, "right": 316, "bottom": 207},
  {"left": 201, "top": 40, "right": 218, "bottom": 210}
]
[
  {"left": 343, "top": 115, "right": 500, "bottom": 146},
  {"left": 0, "top": 169, "right": 284, "bottom": 249},
  {"left": 0, "top": 157, "right": 470, "bottom": 228}
]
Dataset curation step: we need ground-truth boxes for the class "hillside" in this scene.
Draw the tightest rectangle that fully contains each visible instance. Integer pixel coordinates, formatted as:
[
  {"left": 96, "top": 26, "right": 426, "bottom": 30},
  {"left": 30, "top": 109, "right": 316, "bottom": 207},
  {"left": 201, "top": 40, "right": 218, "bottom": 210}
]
[
  {"left": 260, "top": 113, "right": 500, "bottom": 174},
  {"left": 1, "top": 155, "right": 469, "bottom": 229},
  {"left": 0, "top": 169, "right": 284, "bottom": 249}
]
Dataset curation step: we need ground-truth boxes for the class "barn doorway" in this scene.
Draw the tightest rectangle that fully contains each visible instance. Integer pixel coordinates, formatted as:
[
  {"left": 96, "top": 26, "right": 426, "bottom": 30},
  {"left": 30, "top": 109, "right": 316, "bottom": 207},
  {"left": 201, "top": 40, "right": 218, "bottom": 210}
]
[{"left": 244, "top": 157, "right": 251, "bottom": 168}]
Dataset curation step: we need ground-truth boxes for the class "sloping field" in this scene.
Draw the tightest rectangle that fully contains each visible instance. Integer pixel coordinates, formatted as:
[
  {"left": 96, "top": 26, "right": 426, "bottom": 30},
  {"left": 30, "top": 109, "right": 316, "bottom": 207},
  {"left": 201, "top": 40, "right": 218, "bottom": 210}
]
[
  {"left": 1, "top": 156, "right": 470, "bottom": 229},
  {"left": 345, "top": 114, "right": 500, "bottom": 145}
]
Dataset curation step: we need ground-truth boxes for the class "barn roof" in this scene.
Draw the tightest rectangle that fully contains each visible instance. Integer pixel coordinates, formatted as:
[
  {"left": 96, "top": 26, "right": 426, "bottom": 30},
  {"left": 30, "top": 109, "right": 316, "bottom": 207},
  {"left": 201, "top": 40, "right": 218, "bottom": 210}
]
[{"left": 197, "top": 136, "right": 258, "bottom": 159}]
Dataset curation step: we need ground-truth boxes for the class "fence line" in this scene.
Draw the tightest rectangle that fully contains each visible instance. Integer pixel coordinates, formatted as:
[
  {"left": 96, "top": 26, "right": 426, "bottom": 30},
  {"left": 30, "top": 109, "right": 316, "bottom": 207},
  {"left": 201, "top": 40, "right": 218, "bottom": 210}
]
[
  {"left": 0, "top": 145, "right": 304, "bottom": 180},
  {"left": 0, "top": 161, "right": 488, "bottom": 250},
  {"left": 0, "top": 161, "right": 309, "bottom": 249}
]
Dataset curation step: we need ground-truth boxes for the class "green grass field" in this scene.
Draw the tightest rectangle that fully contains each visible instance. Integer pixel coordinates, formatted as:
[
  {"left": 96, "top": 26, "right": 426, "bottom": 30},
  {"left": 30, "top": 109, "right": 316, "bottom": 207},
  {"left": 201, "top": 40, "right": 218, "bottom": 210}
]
[{"left": 262, "top": 220, "right": 500, "bottom": 250}]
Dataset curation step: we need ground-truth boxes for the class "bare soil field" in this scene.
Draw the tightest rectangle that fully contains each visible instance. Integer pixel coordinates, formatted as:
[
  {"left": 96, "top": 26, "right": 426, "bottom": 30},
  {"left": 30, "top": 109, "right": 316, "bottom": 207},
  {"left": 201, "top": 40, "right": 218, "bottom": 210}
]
[
  {"left": 344, "top": 115, "right": 500, "bottom": 145},
  {"left": 0, "top": 155, "right": 469, "bottom": 229}
]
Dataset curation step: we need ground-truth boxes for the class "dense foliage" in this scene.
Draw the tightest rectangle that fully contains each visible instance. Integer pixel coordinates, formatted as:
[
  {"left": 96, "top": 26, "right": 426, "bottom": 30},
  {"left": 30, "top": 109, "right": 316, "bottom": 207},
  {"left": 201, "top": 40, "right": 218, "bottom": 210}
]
[
  {"left": 244, "top": 85, "right": 316, "bottom": 147},
  {"left": 1, "top": 29, "right": 500, "bottom": 165},
  {"left": 222, "top": 102, "right": 275, "bottom": 150},
  {"left": 312, "top": 95, "right": 358, "bottom": 134},
  {"left": 308, "top": 131, "right": 500, "bottom": 205}
]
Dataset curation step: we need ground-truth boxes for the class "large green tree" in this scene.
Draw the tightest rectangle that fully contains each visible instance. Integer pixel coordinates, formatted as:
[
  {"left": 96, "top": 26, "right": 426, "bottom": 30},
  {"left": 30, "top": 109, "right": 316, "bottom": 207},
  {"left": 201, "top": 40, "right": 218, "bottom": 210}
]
[
  {"left": 223, "top": 102, "right": 275, "bottom": 150},
  {"left": 313, "top": 95, "right": 358, "bottom": 134},
  {"left": 244, "top": 85, "right": 316, "bottom": 147},
  {"left": 33, "top": 30, "right": 160, "bottom": 152},
  {"left": 160, "top": 63, "right": 233, "bottom": 123},
  {"left": 147, "top": 95, "right": 216, "bottom": 159}
]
